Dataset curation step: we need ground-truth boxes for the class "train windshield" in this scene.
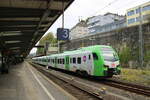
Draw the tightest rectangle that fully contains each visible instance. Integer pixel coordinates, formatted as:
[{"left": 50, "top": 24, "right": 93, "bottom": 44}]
[{"left": 101, "top": 47, "right": 118, "bottom": 62}]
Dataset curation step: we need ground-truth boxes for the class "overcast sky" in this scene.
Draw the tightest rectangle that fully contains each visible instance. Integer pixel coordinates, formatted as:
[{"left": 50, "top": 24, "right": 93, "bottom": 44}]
[
  {"left": 30, "top": 0, "right": 149, "bottom": 54},
  {"left": 47, "top": 0, "right": 149, "bottom": 34}
]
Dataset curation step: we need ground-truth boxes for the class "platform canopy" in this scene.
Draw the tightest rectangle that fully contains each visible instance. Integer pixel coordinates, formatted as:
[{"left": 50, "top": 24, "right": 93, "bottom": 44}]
[{"left": 0, "top": 0, "right": 74, "bottom": 57}]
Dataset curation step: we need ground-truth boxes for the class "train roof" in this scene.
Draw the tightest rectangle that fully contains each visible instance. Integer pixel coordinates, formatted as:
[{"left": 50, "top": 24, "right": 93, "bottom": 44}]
[
  {"left": 48, "top": 50, "right": 92, "bottom": 57},
  {"left": 33, "top": 45, "right": 113, "bottom": 59}
]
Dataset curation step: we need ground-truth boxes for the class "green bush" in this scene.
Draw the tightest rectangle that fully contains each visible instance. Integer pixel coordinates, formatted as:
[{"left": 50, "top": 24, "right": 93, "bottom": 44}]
[
  {"left": 144, "top": 50, "right": 150, "bottom": 62},
  {"left": 119, "top": 47, "right": 132, "bottom": 66}
]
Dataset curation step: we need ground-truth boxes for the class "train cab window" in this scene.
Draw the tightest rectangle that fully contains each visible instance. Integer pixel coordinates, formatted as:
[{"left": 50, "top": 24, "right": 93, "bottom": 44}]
[
  {"left": 92, "top": 53, "right": 98, "bottom": 60},
  {"left": 77, "top": 57, "right": 81, "bottom": 64},
  {"left": 73, "top": 58, "right": 76, "bottom": 64},
  {"left": 89, "top": 55, "right": 91, "bottom": 60}
]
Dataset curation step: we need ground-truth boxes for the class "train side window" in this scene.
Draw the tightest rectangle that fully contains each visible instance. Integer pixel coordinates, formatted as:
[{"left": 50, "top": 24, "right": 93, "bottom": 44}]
[
  {"left": 70, "top": 58, "right": 72, "bottom": 63},
  {"left": 77, "top": 57, "right": 81, "bottom": 64},
  {"left": 59, "top": 59, "right": 61, "bottom": 64},
  {"left": 69, "top": 58, "right": 71, "bottom": 63},
  {"left": 62, "top": 59, "right": 64, "bottom": 64},
  {"left": 92, "top": 53, "right": 98, "bottom": 60},
  {"left": 61, "top": 59, "right": 63, "bottom": 64},
  {"left": 58, "top": 59, "right": 60, "bottom": 64},
  {"left": 73, "top": 58, "right": 76, "bottom": 64},
  {"left": 60, "top": 59, "right": 61, "bottom": 64},
  {"left": 48, "top": 59, "right": 50, "bottom": 62},
  {"left": 89, "top": 55, "right": 91, "bottom": 60}
]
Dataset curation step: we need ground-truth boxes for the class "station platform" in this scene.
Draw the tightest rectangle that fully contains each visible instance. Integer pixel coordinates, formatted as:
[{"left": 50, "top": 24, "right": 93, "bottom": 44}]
[{"left": 0, "top": 61, "right": 77, "bottom": 100}]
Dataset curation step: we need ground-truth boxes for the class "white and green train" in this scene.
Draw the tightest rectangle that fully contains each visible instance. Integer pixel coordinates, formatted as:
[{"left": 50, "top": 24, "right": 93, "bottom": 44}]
[{"left": 32, "top": 45, "right": 121, "bottom": 77}]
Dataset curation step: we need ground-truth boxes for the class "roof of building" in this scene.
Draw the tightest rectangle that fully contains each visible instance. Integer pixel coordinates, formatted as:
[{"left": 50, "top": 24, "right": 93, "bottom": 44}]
[{"left": 71, "top": 20, "right": 88, "bottom": 30}]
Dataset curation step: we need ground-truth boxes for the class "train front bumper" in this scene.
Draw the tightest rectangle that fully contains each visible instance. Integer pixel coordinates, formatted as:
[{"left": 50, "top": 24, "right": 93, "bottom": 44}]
[{"left": 104, "top": 68, "right": 121, "bottom": 76}]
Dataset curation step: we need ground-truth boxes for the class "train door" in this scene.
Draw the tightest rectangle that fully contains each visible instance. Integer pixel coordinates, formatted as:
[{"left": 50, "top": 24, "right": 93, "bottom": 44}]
[
  {"left": 92, "top": 52, "right": 102, "bottom": 76},
  {"left": 86, "top": 53, "right": 93, "bottom": 75},
  {"left": 65, "top": 56, "right": 70, "bottom": 70}
]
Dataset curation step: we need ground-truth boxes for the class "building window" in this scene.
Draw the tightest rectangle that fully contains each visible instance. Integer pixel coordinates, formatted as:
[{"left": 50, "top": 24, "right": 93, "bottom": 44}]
[
  {"left": 127, "top": 10, "right": 135, "bottom": 16},
  {"left": 143, "top": 14, "right": 150, "bottom": 20},
  {"left": 136, "top": 17, "right": 140, "bottom": 22},
  {"left": 73, "top": 58, "right": 76, "bottom": 64},
  {"left": 77, "top": 57, "right": 81, "bottom": 64},
  {"left": 128, "top": 18, "right": 135, "bottom": 24},
  {"left": 142, "top": 5, "right": 150, "bottom": 11},
  {"left": 136, "top": 8, "right": 140, "bottom": 14}
]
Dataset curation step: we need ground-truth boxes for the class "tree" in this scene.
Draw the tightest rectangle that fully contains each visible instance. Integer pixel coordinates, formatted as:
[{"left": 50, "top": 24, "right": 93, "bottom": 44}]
[{"left": 36, "top": 32, "right": 57, "bottom": 55}]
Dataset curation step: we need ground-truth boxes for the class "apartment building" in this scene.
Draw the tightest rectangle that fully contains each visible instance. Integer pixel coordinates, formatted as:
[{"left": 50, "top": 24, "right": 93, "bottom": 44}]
[
  {"left": 70, "top": 20, "right": 89, "bottom": 40},
  {"left": 126, "top": 1, "right": 150, "bottom": 26}
]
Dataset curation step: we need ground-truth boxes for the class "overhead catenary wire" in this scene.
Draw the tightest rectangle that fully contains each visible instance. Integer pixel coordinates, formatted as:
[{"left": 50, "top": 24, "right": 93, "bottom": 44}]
[
  {"left": 89, "top": 0, "right": 148, "bottom": 17},
  {"left": 89, "top": 0, "right": 120, "bottom": 16}
]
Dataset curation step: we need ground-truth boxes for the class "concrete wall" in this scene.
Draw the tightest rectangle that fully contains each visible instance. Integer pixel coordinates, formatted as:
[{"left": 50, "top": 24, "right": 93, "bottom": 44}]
[{"left": 60, "top": 23, "right": 150, "bottom": 68}]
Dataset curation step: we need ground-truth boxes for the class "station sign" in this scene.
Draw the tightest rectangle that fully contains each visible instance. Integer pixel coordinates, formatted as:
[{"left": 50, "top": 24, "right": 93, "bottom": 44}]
[{"left": 57, "top": 28, "right": 69, "bottom": 40}]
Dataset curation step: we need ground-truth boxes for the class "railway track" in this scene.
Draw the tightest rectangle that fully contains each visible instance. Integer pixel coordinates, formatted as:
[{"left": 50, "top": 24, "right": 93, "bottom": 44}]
[
  {"left": 30, "top": 62, "right": 150, "bottom": 99},
  {"left": 30, "top": 62, "right": 105, "bottom": 100},
  {"left": 102, "top": 79, "right": 150, "bottom": 97}
]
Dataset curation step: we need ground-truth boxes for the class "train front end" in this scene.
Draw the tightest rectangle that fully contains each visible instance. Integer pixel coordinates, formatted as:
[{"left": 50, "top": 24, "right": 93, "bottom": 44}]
[{"left": 101, "top": 47, "right": 121, "bottom": 77}]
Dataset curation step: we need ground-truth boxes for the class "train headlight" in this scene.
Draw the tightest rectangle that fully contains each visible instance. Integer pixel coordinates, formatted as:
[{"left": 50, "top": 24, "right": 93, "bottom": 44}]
[
  {"left": 117, "top": 64, "right": 120, "bottom": 67},
  {"left": 104, "top": 65, "right": 109, "bottom": 68}
]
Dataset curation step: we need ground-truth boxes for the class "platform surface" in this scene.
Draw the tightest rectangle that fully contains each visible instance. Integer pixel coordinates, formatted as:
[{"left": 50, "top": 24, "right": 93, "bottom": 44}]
[{"left": 0, "top": 61, "right": 77, "bottom": 100}]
